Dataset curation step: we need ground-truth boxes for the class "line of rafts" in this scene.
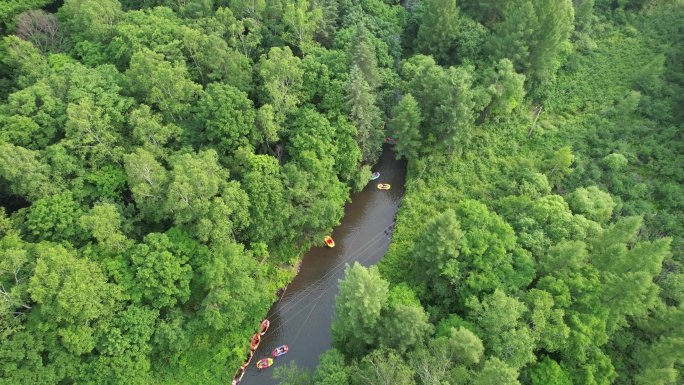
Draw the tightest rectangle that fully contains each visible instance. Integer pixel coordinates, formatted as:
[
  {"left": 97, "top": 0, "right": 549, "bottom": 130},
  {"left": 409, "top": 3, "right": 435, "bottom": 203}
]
[{"left": 232, "top": 319, "right": 290, "bottom": 384}]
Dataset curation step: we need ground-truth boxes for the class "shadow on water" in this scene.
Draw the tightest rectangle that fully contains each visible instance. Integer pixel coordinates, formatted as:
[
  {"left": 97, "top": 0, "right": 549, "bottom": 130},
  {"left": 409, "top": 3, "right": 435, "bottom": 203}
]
[{"left": 240, "top": 145, "right": 407, "bottom": 384}]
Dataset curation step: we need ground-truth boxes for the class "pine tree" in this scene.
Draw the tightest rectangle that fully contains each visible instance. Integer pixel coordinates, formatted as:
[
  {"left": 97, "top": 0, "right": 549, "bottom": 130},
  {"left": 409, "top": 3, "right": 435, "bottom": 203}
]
[
  {"left": 344, "top": 65, "right": 383, "bottom": 164},
  {"left": 389, "top": 94, "right": 422, "bottom": 159},
  {"left": 416, "top": 0, "right": 461, "bottom": 65},
  {"left": 349, "top": 25, "right": 381, "bottom": 89}
]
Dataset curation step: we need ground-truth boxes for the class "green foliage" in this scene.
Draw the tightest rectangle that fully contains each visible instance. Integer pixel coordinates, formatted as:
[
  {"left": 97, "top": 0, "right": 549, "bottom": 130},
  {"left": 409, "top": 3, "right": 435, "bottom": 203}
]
[
  {"left": 282, "top": 0, "right": 322, "bottom": 54},
  {"left": 128, "top": 232, "right": 193, "bottom": 309},
  {"left": 400, "top": 55, "right": 483, "bottom": 154},
  {"left": 259, "top": 46, "right": 304, "bottom": 118},
  {"left": 410, "top": 202, "right": 534, "bottom": 312},
  {"left": 0, "top": 142, "right": 58, "bottom": 201},
  {"left": 58, "top": 0, "right": 123, "bottom": 43},
  {"left": 313, "top": 349, "right": 350, "bottom": 385},
  {"left": 485, "top": 0, "right": 574, "bottom": 97},
  {"left": 389, "top": 93, "right": 422, "bottom": 160},
  {"left": 467, "top": 290, "right": 536, "bottom": 369},
  {"left": 80, "top": 203, "right": 130, "bottom": 253},
  {"left": 1, "top": 1, "right": 682, "bottom": 384},
  {"left": 527, "top": 356, "right": 572, "bottom": 385},
  {"left": 193, "top": 83, "right": 257, "bottom": 157},
  {"left": 565, "top": 186, "right": 616, "bottom": 223},
  {"left": 23, "top": 191, "right": 84, "bottom": 244},
  {"left": 415, "top": 0, "right": 461, "bottom": 65},
  {"left": 126, "top": 48, "right": 202, "bottom": 121},
  {"left": 28, "top": 243, "right": 123, "bottom": 355},
  {"left": 472, "top": 357, "right": 521, "bottom": 385},
  {"left": 353, "top": 346, "right": 416, "bottom": 385},
  {"left": 344, "top": 65, "right": 383, "bottom": 164},
  {"left": 331, "top": 262, "right": 389, "bottom": 359}
]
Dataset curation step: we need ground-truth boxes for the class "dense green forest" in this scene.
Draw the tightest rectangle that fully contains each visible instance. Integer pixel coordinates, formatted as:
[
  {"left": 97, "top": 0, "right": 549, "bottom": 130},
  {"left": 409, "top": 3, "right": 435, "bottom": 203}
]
[{"left": 0, "top": 0, "right": 681, "bottom": 385}]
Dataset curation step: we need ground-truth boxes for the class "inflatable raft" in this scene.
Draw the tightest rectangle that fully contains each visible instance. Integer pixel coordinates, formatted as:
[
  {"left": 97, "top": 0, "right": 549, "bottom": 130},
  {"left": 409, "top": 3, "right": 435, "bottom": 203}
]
[
  {"left": 272, "top": 345, "right": 289, "bottom": 357},
  {"left": 370, "top": 172, "right": 380, "bottom": 180},
  {"left": 324, "top": 235, "right": 335, "bottom": 248},
  {"left": 377, "top": 183, "right": 391, "bottom": 190},
  {"left": 250, "top": 333, "right": 261, "bottom": 350},
  {"left": 256, "top": 358, "right": 273, "bottom": 369},
  {"left": 259, "top": 319, "right": 270, "bottom": 335}
]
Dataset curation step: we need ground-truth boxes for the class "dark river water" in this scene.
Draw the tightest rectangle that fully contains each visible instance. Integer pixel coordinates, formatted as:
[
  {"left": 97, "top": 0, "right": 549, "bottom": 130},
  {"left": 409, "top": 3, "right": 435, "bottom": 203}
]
[{"left": 239, "top": 146, "right": 407, "bottom": 384}]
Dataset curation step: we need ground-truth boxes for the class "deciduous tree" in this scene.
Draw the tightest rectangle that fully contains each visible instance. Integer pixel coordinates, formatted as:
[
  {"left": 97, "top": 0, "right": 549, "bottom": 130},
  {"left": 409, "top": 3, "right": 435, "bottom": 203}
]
[{"left": 331, "top": 262, "right": 388, "bottom": 358}]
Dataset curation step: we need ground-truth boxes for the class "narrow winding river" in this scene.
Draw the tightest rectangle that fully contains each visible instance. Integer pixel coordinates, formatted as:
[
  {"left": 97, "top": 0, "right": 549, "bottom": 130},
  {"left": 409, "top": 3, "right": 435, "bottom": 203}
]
[{"left": 240, "top": 146, "right": 407, "bottom": 384}]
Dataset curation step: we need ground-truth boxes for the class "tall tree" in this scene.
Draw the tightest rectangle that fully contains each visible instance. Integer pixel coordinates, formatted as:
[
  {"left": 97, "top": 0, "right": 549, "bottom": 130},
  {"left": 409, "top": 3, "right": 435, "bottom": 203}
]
[
  {"left": 258, "top": 46, "right": 304, "bottom": 119},
  {"left": 193, "top": 83, "right": 257, "bottom": 158},
  {"left": 472, "top": 357, "right": 521, "bottom": 385},
  {"left": 349, "top": 25, "right": 381, "bottom": 89},
  {"left": 416, "top": 0, "right": 461, "bottom": 65},
  {"left": 486, "top": 0, "right": 574, "bottom": 95},
  {"left": 126, "top": 48, "right": 202, "bottom": 122},
  {"left": 565, "top": 186, "right": 616, "bottom": 223},
  {"left": 389, "top": 93, "right": 422, "bottom": 160},
  {"left": 64, "top": 98, "right": 123, "bottom": 166},
  {"left": 57, "top": 0, "right": 123, "bottom": 43},
  {"left": 344, "top": 65, "right": 383, "bottom": 164},
  {"left": 165, "top": 150, "right": 227, "bottom": 229},
  {"left": 283, "top": 0, "right": 322, "bottom": 54},
  {"left": 379, "top": 302, "right": 433, "bottom": 354},
  {"left": 28, "top": 243, "right": 122, "bottom": 355},
  {"left": 128, "top": 104, "right": 181, "bottom": 158},
  {"left": 402, "top": 55, "right": 482, "bottom": 154},
  {"left": 123, "top": 148, "right": 169, "bottom": 222},
  {"left": 467, "top": 290, "right": 536, "bottom": 369},
  {"left": 353, "top": 347, "right": 416, "bottom": 385},
  {"left": 411, "top": 202, "right": 534, "bottom": 312},
  {"left": 24, "top": 191, "right": 85, "bottom": 244},
  {"left": 128, "top": 232, "right": 193, "bottom": 310},
  {"left": 331, "top": 262, "right": 389, "bottom": 359},
  {"left": 479, "top": 58, "right": 526, "bottom": 121},
  {"left": 0, "top": 142, "right": 57, "bottom": 201},
  {"left": 80, "top": 203, "right": 130, "bottom": 254}
]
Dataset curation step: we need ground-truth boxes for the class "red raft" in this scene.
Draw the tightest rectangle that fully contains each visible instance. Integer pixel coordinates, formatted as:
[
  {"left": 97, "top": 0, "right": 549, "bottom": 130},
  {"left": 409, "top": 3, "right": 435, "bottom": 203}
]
[
  {"left": 250, "top": 333, "right": 261, "bottom": 350},
  {"left": 259, "top": 319, "right": 270, "bottom": 335}
]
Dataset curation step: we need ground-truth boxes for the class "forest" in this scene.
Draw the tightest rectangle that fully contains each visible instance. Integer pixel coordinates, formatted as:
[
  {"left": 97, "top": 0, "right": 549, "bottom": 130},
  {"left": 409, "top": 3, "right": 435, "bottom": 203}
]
[{"left": 0, "top": 0, "right": 681, "bottom": 385}]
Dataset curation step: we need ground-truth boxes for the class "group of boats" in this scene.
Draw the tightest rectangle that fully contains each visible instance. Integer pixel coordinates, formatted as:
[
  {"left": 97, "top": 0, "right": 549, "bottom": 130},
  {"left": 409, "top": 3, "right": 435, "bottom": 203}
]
[
  {"left": 323, "top": 171, "right": 389, "bottom": 249},
  {"left": 232, "top": 319, "right": 290, "bottom": 384},
  {"left": 372, "top": 171, "right": 391, "bottom": 190},
  {"left": 371, "top": 171, "right": 391, "bottom": 190}
]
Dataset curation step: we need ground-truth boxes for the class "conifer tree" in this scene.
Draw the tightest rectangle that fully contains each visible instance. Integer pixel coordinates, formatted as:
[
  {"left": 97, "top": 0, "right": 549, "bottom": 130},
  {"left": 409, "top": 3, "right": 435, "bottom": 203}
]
[
  {"left": 344, "top": 65, "right": 383, "bottom": 164},
  {"left": 349, "top": 25, "right": 381, "bottom": 89},
  {"left": 389, "top": 94, "right": 422, "bottom": 159},
  {"left": 416, "top": 0, "right": 461, "bottom": 65}
]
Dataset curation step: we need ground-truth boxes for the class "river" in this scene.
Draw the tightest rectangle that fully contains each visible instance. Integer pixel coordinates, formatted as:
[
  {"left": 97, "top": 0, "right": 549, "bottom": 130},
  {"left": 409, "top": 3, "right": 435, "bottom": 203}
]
[{"left": 239, "top": 145, "right": 407, "bottom": 384}]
